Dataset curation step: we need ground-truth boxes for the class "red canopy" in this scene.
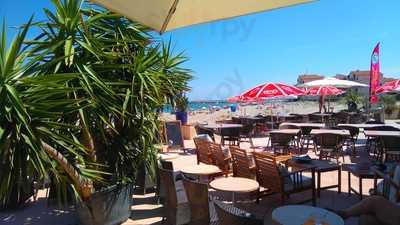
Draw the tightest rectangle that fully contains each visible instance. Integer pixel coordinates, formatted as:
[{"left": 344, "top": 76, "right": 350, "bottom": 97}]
[
  {"left": 376, "top": 80, "right": 400, "bottom": 94},
  {"left": 228, "top": 83, "right": 304, "bottom": 102},
  {"left": 302, "top": 86, "right": 345, "bottom": 96}
]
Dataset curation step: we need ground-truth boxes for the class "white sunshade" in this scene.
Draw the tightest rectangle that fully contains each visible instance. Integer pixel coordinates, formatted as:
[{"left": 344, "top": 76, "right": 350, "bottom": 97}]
[
  {"left": 302, "top": 77, "right": 368, "bottom": 88},
  {"left": 90, "top": 0, "right": 316, "bottom": 33}
]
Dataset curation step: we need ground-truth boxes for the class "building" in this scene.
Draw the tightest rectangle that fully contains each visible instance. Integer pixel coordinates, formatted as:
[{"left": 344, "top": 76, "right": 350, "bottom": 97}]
[{"left": 297, "top": 74, "right": 324, "bottom": 85}]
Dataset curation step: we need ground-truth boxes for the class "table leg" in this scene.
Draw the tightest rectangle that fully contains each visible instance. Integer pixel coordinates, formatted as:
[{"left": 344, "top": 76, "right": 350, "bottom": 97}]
[
  {"left": 348, "top": 171, "right": 351, "bottom": 196},
  {"left": 317, "top": 171, "right": 321, "bottom": 198},
  {"left": 312, "top": 169, "right": 316, "bottom": 206},
  {"left": 338, "top": 168, "right": 342, "bottom": 194},
  {"left": 359, "top": 177, "right": 363, "bottom": 200}
]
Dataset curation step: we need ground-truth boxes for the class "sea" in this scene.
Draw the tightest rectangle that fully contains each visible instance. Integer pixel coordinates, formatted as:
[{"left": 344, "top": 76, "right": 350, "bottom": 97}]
[{"left": 163, "top": 100, "right": 236, "bottom": 113}]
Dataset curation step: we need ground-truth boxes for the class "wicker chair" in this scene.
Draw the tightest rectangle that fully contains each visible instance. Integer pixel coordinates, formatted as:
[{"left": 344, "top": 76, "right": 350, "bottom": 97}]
[
  {"left": 193, "top": 137, "right": 213, "bottom": 165},
  {"left": 229, "top": 146, "right": 256, "bottom": 179},
  {"left": 213, "top": 200, "right": 263, "bottom": 225},
  {"left": 159, "top": 167, "right": 190, "bottom": 225},
  {"left": 338, "top": 125, "right": 360, "bottom": 154},
  {"left": 381, "top": 136, "right": 400, "bottom": 162},
  {"left": 209, "top": 142, "right": 231, "bottom": 176},
  {"left": 239, "top": 123, "right": 256, "bottom": 144},
  {"left": 269, "top": 132, "right": 294, "bottom": 155},
  {"left": 313, "top": 133, "right": 344, "bottom": 163},
  {"left": 253, "top": 152, "right": 315, "bottom": 205},
  {"left": 220, "top": 127, "right": 241, "bottom": 146},
  {"left": 182, "top": 177, "right": 218, "bottom": 225},
  {"left": 365, "top": 126, "right": 400, "bottom": 157},
  {"left": 299, "top": 126, "right": 320, "bottom": 152},
  {"left": 194, "top": 124, "right": 215, "bottom": 142}
]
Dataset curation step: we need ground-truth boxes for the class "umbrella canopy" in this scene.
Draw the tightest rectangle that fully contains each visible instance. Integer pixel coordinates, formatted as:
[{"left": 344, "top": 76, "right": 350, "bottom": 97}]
[
  {"left": 90, "top": 0, "right": 315, "bottom": 33},
  {"left": 228, "top": 83, "right": 304, "bottom": 102},
  {"left": 376, "top": 80, "right": 400, "bottom": 94},
  {"left": 302, "top": 86, "right": 345, "bottom": 96},
  {"left": 302, "top": 77, "right": 368, "bottom": 88}
]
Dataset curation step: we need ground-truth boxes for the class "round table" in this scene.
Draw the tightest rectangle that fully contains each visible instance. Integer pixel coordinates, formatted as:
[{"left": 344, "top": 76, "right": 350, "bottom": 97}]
[
  {"left": 209, "top": 177, "right": 259, "bottom": 203},
  {"left": 158, "top": 153, "right": 180, "bottom": 161},
  {"left": 180, "top": 164, "right": 221, "bottom": 177},
  {"left": 272, "top": 205, "right": 344, "bottom": 225}
]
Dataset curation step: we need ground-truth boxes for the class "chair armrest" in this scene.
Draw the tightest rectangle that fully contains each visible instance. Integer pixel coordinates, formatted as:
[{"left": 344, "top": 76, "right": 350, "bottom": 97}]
[
  {"left": 275, "top": 154, "right": 292, "bottom": 163},
  {"left": 286, "top": 167, "right": 315, "bottom": 175}
]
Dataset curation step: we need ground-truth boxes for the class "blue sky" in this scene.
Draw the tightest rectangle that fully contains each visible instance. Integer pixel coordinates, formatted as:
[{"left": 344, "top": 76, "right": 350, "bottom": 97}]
[{"left": 2, "top": 0, "right": 400, "bottom": 100}]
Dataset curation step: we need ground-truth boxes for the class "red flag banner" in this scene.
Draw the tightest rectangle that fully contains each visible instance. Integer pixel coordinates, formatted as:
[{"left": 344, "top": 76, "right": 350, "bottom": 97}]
[{"left": 369, "top": 43, "right": 380, "bottom": 105}]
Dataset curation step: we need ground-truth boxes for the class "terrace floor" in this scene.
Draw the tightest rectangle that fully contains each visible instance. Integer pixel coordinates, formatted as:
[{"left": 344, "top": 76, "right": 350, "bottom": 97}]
[{"left": 1, "top": 135, "right": 377, "bottom": 225}]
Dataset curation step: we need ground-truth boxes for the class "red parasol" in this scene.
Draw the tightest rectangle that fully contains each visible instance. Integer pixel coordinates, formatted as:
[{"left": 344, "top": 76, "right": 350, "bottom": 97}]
[
  {"left": 302, "top": 86, "right": 345, "bottom": 96},
  {"left": 228, "top": 83, "right": 304, "bottom": 102},
  {"left": 376, "top": 80, "right": 400, "bottom": 94}
]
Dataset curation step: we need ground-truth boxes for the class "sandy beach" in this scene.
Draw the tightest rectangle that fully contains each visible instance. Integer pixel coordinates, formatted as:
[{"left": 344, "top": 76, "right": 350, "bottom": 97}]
[{"left": 161, "top": 101, "right": 348, "bottom": 124}]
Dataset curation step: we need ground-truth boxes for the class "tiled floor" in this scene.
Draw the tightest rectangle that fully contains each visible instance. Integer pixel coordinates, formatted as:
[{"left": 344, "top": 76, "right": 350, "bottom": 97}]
[{"left": 1, "top": 135, "right": 377, "bottom": 225}]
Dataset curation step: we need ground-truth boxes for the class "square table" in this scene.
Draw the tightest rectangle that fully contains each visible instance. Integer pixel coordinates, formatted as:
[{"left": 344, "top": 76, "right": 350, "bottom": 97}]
[
  {"left": 364, "top": 130, "right": 400, "bottom": 137},
  {"left": 287, "top": 159, "right": 341, "bottom": 197},
  {"left": 310, "top": 129, "right": 350, "bottom": 136}
]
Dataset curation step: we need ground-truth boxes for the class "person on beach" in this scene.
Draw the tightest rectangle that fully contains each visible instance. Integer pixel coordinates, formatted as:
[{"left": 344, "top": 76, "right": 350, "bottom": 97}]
[
  {"left": 318, "top": 95, "right": 326, "bottom": 113},
  {"left": 337, "top": 195, "right": 400, "bottom": 225}
]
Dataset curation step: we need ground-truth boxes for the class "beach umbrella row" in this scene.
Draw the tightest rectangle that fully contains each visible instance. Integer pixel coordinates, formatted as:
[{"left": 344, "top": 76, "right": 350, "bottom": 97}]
[
  {"left": 376, "top": 80, "right": 400, "bottom": 94},
  {"left": 228, "top": 82, "right": 346, "bottom": 103}
]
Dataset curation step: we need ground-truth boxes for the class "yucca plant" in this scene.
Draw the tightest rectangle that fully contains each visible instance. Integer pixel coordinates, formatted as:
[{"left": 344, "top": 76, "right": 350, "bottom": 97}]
[
  {"left": 27, "top": 0, "right": 192, "bottom": 199},
  {"left": 0, "top": 17, "right": 100, "bottom": 208}
]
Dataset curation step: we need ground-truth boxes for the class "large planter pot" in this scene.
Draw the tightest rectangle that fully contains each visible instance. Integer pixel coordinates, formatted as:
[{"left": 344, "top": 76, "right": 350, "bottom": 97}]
[
  {"left": 76, "top": 183, "right": 133, "bottom": 225},
  {"left": 175, "top": 111, "right": 188, "bottom": 125}
]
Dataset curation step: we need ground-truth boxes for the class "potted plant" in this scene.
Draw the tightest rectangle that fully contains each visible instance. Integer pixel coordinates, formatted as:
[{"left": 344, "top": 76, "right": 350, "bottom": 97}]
[
  {"left": 342, "top": 89, "right": 364, "bottom": 112},
  {"left": 0, "top": 1, "right": 192, "bottom": 224},
  {"left": 174, "top": 94, "right": 189, "bottom": 125}
]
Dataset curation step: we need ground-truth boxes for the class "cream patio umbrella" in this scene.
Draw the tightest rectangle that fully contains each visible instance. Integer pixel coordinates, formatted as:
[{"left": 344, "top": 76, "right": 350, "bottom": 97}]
[
  {"left": 90, "top": 0, "right": 316, "bottom": 33},
  {"left": 302, "top": 77, "right": 368, "bottom": 88}
]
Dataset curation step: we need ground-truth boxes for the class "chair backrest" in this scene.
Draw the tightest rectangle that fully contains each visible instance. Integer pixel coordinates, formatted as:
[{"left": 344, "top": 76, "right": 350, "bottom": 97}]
[
  {"left": 314, "top": 133, "right": 342, "bottom": 148},
  {"left": 194, "top": 125, "right": 215, "bottom": 141},
  {"left": 253, "top": 152, "right": 282, "bottom": 193},
  {"left": 366, "top": 120, "right": 384, "bottom": 124},
  {"left": 182, "top": 177, "right": 210, "bottom": 225},
  {"left": 308, "top": 114, "right": 323, "bottom": 123},
  {"left": 193, "top": 137, "right": 213, "bottom": 164},
  {"left": 220, "top": 127, "right": 241, "bottom": 137},
  {"left": 230, "top": 146, "right": 254, "bottom": 179},
  {"left": 158, "top": 167, "right": 177, "bottom": 208},
  {"left": 160, "top": 160, "right": 174, "bottom": 170},
  {"left": 270, "top": 133, "right": 293, "bottom": 146},
  {"left": 213, "top": 200, "right": 263, "bottom": 225},
  {"left": 240, "top": 123, "right": 255, "bottom": 136},
  {"left": 381, "top": 136, "right": 400, "bottom": 162},
  {"left": 209, "top": 142, "right": 229, "bottom": 175},
  {"left": 339, "top": 126, "right": 360, "bottom": 138}
]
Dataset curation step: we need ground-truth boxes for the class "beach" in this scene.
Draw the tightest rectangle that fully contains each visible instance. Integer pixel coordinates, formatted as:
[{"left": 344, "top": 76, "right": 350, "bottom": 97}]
[{"left": 161, "top": 100, "right": 348, "bottom": 124}]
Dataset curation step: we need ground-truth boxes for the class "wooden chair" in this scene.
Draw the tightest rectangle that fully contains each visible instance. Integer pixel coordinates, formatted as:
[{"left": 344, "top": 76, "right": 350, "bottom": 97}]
[
  {"left": 313, "top": 133, "right": 344, "bottom": 163},
  {"left": 209, "top": 142, "right": 231, "bottom": 176},
  {"left": 158, "top": 167, "right": 190, "bottom": 225},
  {"left": 213, "top": 200, "right": 263, "bottom": 225},
  {"left": 253, "top": 152, "right": 316, "bottom": 205},
  {"left": 229, "top": 146, "right": 256, "bottom": 179},
  {"left": 193, "top": 137, "right": 213, "bottom": 165},
  {"left": 182, "top": 177, "right": 218, "bottom": 225}
]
